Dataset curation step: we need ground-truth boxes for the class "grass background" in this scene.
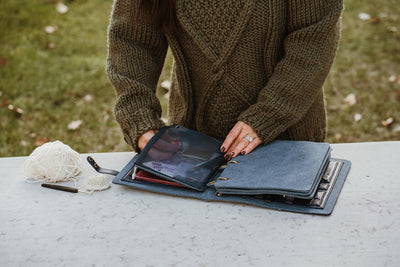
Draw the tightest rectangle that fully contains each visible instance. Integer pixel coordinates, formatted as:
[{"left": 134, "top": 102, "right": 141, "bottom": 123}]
[{"left": 1, "top": 0, "right": 399, "bottom": 157}]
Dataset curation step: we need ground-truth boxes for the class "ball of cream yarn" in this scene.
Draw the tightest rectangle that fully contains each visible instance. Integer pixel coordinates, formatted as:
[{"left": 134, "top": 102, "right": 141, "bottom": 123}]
[
  {"left": 83, "top": 174, "right": 111, "bottom": 191},
  {"left": 24, "top": 140, "right": 83, "bottom": 182}
]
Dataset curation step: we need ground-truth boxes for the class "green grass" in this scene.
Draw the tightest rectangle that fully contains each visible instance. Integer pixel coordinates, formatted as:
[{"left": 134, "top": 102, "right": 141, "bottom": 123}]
[
  {"left": 1, "top": 0, "right": 130, "bottom": 156},
  {"left": 324, "top": 0, "right": 400, "bottom": 142},
  {"left": 0, "top": 0, "right": 399, "bottom": 157}
]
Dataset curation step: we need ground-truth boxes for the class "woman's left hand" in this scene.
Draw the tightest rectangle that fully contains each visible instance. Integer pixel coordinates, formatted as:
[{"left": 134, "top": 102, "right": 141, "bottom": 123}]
[{"left": 220, "top": 121, "right": 262, "bottom": 161}]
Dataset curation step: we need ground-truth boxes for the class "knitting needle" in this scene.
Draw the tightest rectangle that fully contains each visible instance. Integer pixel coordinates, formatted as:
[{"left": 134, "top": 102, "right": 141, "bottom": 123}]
[{"left": 41, "top": 183, "right": 93, "bottom": 195}]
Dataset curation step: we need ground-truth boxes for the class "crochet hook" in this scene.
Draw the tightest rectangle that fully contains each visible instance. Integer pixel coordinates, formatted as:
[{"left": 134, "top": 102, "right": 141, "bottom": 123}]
[{"left": 41, "top": 183, "right": 93, "bottom": 195}]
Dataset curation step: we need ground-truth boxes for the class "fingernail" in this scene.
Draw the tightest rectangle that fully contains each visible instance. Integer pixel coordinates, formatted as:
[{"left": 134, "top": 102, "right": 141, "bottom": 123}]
[
  {"left": 224, "top": 154, "right": 230, "bottom": 161},
  {"left": 220, "top": 146, "right": 225, "bottom": 153},
  {"left": 241, "top": 151, "right": 246, "bottom": 155}
]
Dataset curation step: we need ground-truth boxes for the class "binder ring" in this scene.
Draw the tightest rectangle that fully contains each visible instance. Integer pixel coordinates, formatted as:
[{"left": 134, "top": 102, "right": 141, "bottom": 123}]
[{"left": 215, "top": 191, "right": 223, "bottom": 197}]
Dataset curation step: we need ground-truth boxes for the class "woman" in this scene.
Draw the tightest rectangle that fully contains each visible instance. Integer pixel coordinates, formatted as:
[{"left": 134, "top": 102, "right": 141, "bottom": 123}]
[{"left": 106, "top": 0, "right": 343, "bottom": 161}]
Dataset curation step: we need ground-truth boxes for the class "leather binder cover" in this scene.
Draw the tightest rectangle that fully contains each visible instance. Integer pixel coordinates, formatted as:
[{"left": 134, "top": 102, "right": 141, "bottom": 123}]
[
  {"left": 214, "top": 141, "right": 331, "bottom": 199},
  {"left": 112, "top": 155, "right": 351, "bottom": 215}
]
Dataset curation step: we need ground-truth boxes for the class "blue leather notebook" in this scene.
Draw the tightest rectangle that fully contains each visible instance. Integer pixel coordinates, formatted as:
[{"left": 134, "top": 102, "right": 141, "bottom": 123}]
[
  {"left": 214, "top": 140, "right": 331, "bottom": 199},
  {"left": 89, "top": 125, "right": 351, "bottom": 215}
]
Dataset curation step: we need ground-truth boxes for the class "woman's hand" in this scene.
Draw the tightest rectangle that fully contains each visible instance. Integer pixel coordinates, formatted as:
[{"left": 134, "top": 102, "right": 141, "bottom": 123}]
[
  {"left": 220, "top": 121, "right": 262, "bottom": 161},
  {"left": 138, "top": 129, "right": 181, "bottom": 160},
  {"left": 138, "top": 130, "right": 159, "bottom": 151}
]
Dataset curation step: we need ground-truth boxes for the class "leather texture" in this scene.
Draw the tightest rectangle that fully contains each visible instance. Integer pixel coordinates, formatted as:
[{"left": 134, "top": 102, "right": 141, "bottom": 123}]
[{"left": 214, "top": 140, "right": 331, "bottom": 199}]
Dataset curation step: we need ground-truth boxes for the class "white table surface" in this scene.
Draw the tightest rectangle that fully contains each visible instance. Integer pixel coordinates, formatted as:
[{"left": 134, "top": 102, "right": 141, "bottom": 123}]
[{"left": 1, "top": 142, "right": 399, "bottom": 267}]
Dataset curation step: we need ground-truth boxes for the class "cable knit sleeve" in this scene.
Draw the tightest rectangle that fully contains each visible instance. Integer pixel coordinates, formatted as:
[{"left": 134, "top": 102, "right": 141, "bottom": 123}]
[
  {"left": 238, "top": 0, "right": 343, "bottom": 143},
  {"left": 106, "top": 0, "right": 168, "bottom": 151}
]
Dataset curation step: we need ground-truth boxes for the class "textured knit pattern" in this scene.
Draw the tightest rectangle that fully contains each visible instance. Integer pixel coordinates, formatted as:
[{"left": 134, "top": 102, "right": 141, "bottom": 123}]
[{"left": 106, "top": 0, "right": 343, "bottom": 152}]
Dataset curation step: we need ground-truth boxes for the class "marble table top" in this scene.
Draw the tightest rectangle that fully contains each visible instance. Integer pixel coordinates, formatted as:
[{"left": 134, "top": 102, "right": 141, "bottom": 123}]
[{"left": 1, "top": 141, "right": 399, "bottom": 267}]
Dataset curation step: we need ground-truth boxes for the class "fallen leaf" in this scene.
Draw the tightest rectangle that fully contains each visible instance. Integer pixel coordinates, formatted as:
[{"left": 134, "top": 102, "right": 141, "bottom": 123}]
[
  {"left": 13, "top": 107, "right": 24, "bottom": 116},
  {"left": 334, "top": 133, "right": 343, "bottom": 142},
  {"left": 1, "top": 100, "right": 9, "bottom": 107},
  {"left": 21, "top": 140, "right": 28, "bottom": 147},
  {"left": 68, "top": 120, "right": 82, "bottom": 130},
  {"left": 358, "top": 13, "right": 371, "bottom": 21},
  {"left": 344, "top": 93, "right": 357, "bottom": 106},
  {"left": 354, "top": 113, "right": 362, "bottom": 122},
  {"left": 8, "top": 104, "right": 14, "bottom": 110},
  {"left": 83, "top": 94, "right": 94, "bottom": 102},
  {"left": 56, "top": 2, "right": 68, "bottom": 14},
  {"left": 44, "top": 25, "right": 57, "bottom": 34},
  {"left": 103, "top": 113, "right": 110, "bottom": 122},
  {"left": 389, "top": 75, "right": 400, "bottom": 84},
  {"left": 388, "top": 26, "right": 398, "bottom": 33},
  {"left": 369, "top": 17, "right": 381, "bottom": 24},
  {"left": 0, "top": 56, "right": 6, "bottom": 66},
  {"left": 161, "top": 80, "right": 171, "bottom": 90},
  {"left": 381, "top": 117, "right": 394, "bottom": 127},
  {"left": 47, "top": 41, "right": 57, "bottom": 49},
  {"left": 35, "top": 136, "right": 50, "bottom": 146}
]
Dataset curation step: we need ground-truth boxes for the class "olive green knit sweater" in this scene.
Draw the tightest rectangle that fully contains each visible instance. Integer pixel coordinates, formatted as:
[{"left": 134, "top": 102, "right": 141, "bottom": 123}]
[{"left": 106, "top": 0, "right": 343, "bottom": 152}]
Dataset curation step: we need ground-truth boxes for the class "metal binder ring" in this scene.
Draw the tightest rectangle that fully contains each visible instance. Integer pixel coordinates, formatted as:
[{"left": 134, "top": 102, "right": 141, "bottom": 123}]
[{"left": 244, "top": 135, "right": 254, "bottom": 142}]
